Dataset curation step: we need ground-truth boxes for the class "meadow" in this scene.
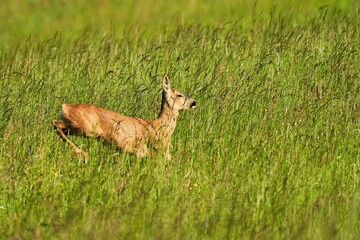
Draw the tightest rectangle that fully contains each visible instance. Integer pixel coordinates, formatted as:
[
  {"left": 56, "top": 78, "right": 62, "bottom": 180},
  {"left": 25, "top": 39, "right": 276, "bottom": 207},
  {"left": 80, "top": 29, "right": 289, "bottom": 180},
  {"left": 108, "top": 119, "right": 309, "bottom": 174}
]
[{"left": 0, "top": 0, "right": 359, "bottom": 239}]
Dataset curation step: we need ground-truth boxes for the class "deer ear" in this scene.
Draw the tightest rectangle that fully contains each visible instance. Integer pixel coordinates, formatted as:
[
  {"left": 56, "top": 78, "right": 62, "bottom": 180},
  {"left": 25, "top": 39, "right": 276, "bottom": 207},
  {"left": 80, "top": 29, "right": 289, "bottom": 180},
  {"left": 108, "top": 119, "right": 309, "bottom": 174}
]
[{"left": 162, "top": 75, "right": 171, "bottom": 92}]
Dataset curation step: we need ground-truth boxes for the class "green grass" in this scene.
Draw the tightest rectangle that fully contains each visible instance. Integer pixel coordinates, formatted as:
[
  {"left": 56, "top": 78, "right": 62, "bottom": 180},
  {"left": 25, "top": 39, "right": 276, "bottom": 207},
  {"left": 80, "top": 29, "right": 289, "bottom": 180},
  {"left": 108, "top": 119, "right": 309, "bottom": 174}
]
[{"left": 0, "top": 0, "right": 359, "bottom": 239}]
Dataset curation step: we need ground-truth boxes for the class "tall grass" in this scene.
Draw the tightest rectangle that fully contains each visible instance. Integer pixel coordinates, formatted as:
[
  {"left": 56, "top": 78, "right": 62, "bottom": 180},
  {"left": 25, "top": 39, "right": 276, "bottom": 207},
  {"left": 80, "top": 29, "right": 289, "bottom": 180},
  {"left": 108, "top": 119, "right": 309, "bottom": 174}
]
[{"left": 0, "top": 1, "right": 359, "bottom": 239}]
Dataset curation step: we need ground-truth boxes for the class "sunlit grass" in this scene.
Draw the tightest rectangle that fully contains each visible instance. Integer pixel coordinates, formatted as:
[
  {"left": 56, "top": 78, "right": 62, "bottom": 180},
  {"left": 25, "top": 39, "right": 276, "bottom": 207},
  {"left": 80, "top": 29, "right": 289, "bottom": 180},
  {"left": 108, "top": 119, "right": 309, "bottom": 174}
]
[{"left": 0, "top": 1, "right": 359, "bottom": 239}]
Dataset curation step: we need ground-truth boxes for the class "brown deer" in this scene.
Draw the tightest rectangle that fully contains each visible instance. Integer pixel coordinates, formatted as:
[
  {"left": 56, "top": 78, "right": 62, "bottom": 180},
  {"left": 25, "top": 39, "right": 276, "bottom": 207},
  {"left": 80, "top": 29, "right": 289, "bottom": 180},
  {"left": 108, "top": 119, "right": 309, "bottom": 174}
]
[{"left": 52, "top": 75, "right": 196, "bottom": 162}]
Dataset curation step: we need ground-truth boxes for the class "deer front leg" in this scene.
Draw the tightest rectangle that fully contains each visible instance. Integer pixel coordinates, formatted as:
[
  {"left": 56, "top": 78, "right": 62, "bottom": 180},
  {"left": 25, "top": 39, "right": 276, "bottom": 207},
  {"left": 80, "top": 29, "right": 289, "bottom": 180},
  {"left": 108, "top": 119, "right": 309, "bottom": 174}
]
[
  {"left": 165, "top": 148, "right": 172, "bottom": 161},
  {"left": 164, "top": 140, "right": 172, "bottom": 161}
]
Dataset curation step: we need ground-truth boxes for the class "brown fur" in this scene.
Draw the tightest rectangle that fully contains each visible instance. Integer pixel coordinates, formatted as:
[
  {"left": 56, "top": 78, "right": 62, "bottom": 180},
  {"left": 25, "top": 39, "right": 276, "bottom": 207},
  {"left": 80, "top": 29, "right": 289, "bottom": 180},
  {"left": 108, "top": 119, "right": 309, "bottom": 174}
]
[{"left": 52, "top": 75, "right": 196, "bottom": 162}]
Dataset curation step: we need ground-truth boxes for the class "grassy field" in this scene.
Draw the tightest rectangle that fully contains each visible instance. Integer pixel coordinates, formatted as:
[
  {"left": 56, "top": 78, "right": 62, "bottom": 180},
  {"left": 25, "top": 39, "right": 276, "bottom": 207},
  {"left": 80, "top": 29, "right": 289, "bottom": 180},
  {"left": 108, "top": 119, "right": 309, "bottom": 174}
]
[{"left": 0, "top": 0, "right": 359, "bottom": 239}]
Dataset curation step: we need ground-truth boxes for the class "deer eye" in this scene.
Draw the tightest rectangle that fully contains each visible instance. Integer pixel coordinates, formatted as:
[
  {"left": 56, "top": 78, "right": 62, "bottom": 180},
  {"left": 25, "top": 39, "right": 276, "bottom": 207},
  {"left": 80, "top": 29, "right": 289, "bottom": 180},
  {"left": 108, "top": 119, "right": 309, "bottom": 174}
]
[{"left": 177, "top": 94, "right": 183, "bottom": 98}]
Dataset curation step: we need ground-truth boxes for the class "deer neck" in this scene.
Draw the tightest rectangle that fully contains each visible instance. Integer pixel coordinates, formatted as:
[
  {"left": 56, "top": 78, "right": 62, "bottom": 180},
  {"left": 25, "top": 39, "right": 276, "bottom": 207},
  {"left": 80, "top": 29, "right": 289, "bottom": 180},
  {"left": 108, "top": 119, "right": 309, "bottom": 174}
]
[{"left": 152, "top": 92, "right": 179, "bottom": 138}]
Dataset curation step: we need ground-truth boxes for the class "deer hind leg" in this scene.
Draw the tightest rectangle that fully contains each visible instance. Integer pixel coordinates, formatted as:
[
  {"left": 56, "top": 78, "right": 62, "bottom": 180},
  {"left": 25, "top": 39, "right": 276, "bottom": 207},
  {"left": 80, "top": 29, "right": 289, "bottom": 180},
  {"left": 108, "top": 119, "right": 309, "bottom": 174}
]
[{"left": 52, "top": 120, "right": 89, "bottom": 163}]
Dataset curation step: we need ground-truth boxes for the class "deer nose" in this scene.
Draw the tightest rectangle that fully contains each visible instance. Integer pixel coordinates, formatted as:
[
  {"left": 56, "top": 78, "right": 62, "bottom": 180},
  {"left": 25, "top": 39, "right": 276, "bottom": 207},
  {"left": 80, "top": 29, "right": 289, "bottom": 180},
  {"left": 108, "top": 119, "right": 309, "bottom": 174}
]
[{"left": 190, "top": 101, "right": 196, "bottom": 108}]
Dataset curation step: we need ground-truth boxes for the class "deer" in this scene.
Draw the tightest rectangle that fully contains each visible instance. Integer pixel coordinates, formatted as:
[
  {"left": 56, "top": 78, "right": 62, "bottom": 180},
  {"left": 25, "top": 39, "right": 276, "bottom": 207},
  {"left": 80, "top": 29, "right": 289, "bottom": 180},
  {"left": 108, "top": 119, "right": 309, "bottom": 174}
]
[{"left": 52, "top": 75, "right": 196, "bottom": 162}]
